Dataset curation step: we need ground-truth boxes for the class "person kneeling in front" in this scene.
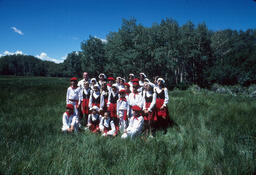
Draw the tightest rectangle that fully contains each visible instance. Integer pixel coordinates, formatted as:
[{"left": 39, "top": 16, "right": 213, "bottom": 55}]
[
  {"left": 121, "top": 105, "right": 144, "bottom": 139},
  {"left": 62, "top": 104, "right": 78, "bottom": 133},
  {"left": 99, "top": 111, "right": 117, "bottom": 137}
]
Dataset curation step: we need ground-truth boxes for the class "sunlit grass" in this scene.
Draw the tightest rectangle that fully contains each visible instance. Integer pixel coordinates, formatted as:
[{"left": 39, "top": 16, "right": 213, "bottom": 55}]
[{"left": 0, "top": 76, "right": 255, "bottom": 174}]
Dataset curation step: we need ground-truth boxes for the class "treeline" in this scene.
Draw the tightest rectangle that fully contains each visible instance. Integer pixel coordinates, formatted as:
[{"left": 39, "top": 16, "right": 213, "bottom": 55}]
[{"left": 1, "top": 18, "right": 256, "bottom": 88}]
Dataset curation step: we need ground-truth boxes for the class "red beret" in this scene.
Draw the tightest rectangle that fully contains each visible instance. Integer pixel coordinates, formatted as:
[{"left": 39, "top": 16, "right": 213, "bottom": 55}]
[
  {"left": 132, "top": 105, "right": 141, "bottom": 111},
  {"left": 66, "top": 104, "right": 74, "bottom": 110},
  {"left": 70, "top": 77, "right": 78, "bottom": 81},
  {"left": 124, "top": 83, "right": 130, "bottom": 87},
  {"left": 132, "top": 78, "right": 139, "bottom": 82},
  {"left": 108, "top": 77, "right": 115, "bottom": 81},
  {"left": 119, "top": 89, "right": 126, "bottom": 93}
]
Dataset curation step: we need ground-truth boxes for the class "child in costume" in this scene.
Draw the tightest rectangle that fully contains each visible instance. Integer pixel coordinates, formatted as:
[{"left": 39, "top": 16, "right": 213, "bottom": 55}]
[
  {"left": 87, "top": 106, "right": 101, "bottom": 133},
  {"left": 121, "top": 106, "right": 144, "bottom": 139},
  {"left": 62, "top": 104, "right": 78, "bottom": 132},
  {"left": 99, "top": 111, "right": 116, "bottom": 137}
]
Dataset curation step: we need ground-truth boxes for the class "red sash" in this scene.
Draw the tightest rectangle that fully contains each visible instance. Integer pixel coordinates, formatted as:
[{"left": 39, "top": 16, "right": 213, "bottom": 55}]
[{"left": 82, "top": 99, "right": 89, "bottom": 114}]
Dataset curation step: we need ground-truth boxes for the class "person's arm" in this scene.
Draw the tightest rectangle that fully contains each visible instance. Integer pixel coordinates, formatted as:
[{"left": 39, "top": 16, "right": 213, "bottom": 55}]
[
  {"left": 100, "top": 93, "right": 104, "bottom": 111},
  {"left": 62, "top": 113, "right": 69, "bottom": 131},
  {"left": 87, "top": 114, "right": 92, "bottom": 126},
  {"left": 88, "top": 93, "right": 93, "bottom": 109},
  {"left": 107, "top": 91, "right": 111, "bottom": 107},
  {"left": 66, "top": 88, "right": 70, "bottom": 104},
  {"left": 107, "top": 120, "right": 116, "bottom": 135},
  {"left": 142, "top": 91, "right": 146, "bottom": 111},
  {"left": 99, "top": 117, "right": 104, "bottom": 132},
  {"left": 78, "top": 87, "right": 82, "bottom": 106},
  {"left": 163, "top": 88, "right": 169, "bottom": 108},
  {"left": 116, "top": 100, "right": 120, "bottom": 117},
  {"left": 148, "top": 93, "right": 156, "bottom": 112}
]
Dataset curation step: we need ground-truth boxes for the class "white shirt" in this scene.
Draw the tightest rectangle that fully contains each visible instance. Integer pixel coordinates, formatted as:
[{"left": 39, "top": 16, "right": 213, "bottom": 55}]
[
  {"left": 117, "top": 98, "right": 129, "bottom": 116},
  {"left": 78, "top": 79, "right": 91, "bottom": 88},
  {"left": 126, "top": 115, "right": 144, "bottom": 133},
  {"left": 66, "top": 86, "right": 82, "bottom": 105},
  {"left": 99, "top": 118, "right": 116, "bottom": 135},
  {"left": 89, "top": 91, "right": 104, "bottom": 109},
  {"left": 62, "top": 112, "right": 78, "bottom": 131},
  {"left": 128, "top": 92, "right": 143, "bottom": 108},
  {"left": 88, "top": 113, "right": 101, "bottom": 124},
  {"left": 142, "top": 91, "right": 156, "bottom": 111}
]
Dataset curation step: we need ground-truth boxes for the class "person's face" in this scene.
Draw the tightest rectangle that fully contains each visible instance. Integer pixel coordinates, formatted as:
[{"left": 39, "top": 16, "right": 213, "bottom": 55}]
[
  {"left": 84, "top": 83, "right": 89, "bottom": 89},
  {"left": 129, "top": 75, "right": 133, "bottom": 80},
  {"left": 103, "top": 112, "right": 109, "bottom": 119},
  {"left": 145, "top": 84, "right": 150, "bottom": 91},
  {"left": 100, "top": 75, "right": 104, "bottom": 80},
  {"left": 157, "top": 81, "right": 162, "bottom": 87},
  {"left": 109, "top": 80, "right": 114, "bottom": 85},
  {"left": 140, "top": 74, "right": 144, "bottom": 80},
  {"left": 94, "top": 87, "right": 99, "bottom": 92},
  {"left": 133, "top": 85, "right": 138, "bottom": 91},
  {"left": 132, "top": 110, "right": 138, "bottom": 116},
  {"left": 125, "top": 86, "right": 129, "bottom": 91},
  {"left": 116, "top": 78, "right": 120, "bottom": 84},
  {"left": 92, "top": 80, "right": 96, "bottom": 85},
  {"left": 71, "top": 81, "right": 77, "bottom": 86},
  {"left": 92, "top": 110, "right": 97, "bottom": 115},
  {"left": 120, "top": 93, "right": 125, "bottom": 98},
  {"left": 83, "top": 72, "right": 88, "bottom": 80},
  {"left": 66, "top": 108, "right": 73, "bottom": 113},
  {"left": 112, "top": 87, "right": 117, "bottom": 93},
  {"left": 120, "top": 80, "right": 124, "bottom": 85}
]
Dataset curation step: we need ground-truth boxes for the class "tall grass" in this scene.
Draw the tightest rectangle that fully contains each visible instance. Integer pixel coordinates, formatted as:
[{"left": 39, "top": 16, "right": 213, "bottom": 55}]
[{"left": 0, "top": 76, "right": 255, "bottom": 174}]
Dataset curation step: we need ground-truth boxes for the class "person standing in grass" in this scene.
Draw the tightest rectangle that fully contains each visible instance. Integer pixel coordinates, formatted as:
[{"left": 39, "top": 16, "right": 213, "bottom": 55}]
[
  {"left": 98, "top": 73, "right": 107, "bottom": 87},
  {"left": 117, "top": 89, "right": 129, "bottom": 133},
  {"left": 89, "top": 84, "right": 103, "bottom": 110},
  {"left": 62, "top": 104, "right": 78, "bottom": 132},
  {"left": 121, "top": 106, "right": 144, "bottom": 139},
  {"left": 128, "top": 81, "right": 143, "bottom": 115},
  {"left": 99, "top": 111, "right": 116, "bottom": 137},
  {"left": 142, "top": 82, "right": 156, "bottom": 137},
  {"left": 107, "top": 77, "right": 115, "bottom": 92},
  {"left": 100, "top": 81, "right": 109, "bottom": 114},
  {"left": 154, "top": 78, "right": 170, "bottom": 133},
  {"left": 80, "top": 81, "right": 91, "bottom": 126},
  {"left": 66, "top": 77, "right": 82, "bottom": 116},
  {"left": 107, "top": 84, "right": 119, "bottom": 129},
  {"left": 78, "top": 72, "right": 91, "bottom": 88},
  {"left": 87, "top": 106, "right": 101, "bottom": 133}
]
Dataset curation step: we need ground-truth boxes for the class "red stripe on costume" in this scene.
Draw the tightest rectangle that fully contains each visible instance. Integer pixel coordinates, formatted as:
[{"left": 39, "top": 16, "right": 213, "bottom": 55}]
[
  {"left": 108, "top": 103, "right": 117, "bottom": 118},
  {"left": 82, "top": 99, "right": 89, "bottom": 115}
]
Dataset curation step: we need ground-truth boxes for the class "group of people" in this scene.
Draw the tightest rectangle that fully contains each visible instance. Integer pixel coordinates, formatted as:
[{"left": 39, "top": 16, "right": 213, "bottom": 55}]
[{"left": 62, "top": 72, "right": 171, "bottom": 139}]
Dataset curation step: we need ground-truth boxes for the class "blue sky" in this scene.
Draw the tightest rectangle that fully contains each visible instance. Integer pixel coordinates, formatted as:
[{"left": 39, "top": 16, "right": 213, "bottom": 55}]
[{"left": 0, "top": 0, "right": 255, "bottom": 63}]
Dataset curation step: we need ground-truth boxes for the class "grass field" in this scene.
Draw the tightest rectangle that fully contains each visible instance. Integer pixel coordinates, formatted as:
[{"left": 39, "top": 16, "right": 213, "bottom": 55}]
[{"left": 0, "top": 76, "right": 256, "bottom": 174}]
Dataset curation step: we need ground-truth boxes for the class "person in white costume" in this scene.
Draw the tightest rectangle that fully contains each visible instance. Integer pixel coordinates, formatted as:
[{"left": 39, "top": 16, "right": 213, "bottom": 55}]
[
  {"left": 121, "top": 105, "right": 144, "bottom": 139},
  {"left": 78, "top": 72, "right": 91, "bottom": 88},
  {"left": 62, "top": 104, "right": 78, "bottom": 132},
  {"left": 117, "top": 89, "right": 129, "bottom": 133},
  {"left": 66, "top": 77, "right": 82, "bottom": 115},
  {"left": 99, "top": 111, "right": 116, "bottom": 137}
]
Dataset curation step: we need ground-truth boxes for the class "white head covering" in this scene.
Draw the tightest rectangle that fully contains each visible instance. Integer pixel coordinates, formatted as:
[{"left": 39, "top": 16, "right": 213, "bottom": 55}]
[
  {"left": 139, "top": 72, "right": 147, "bottom": 78},
  {"left": 157, "top": 77, "right": 165, "bottom": 84},
  {"left": 91, "top": 106, "right": 99, "bottom": 111},
  {"left": 98, "top": 73, "right": 107, "bottom": 79}
]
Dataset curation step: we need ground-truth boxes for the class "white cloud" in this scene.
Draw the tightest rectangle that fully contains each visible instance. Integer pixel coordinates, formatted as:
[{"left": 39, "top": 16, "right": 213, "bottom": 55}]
[
  {"left": 0, "top": 50, "right": 65, "bottom": 64},
  {"left": 3, "top": 50, "right": 23, "bottom": 55},
  {"left": 11, "top": 27, "right": 24, "bottom": 35},
  {"left": 95, "top": 36, "right": 107, "bottom": 43},
  {"left": 36, "top": 52, "right": 65, "bottom": 64}
]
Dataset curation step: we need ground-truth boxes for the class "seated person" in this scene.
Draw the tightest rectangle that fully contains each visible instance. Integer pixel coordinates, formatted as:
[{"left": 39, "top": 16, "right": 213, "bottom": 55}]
[
  {"left": 121, "top": 106, "right": 144, "bottom": 139},
  {"left": 99, "top": 111, "right": 116, "bottom": 137},
  {"left": 62, "top": 104, "right": 78, "bottom": 132},
  {"left": 87, "top": 106, "right": 101, "bottom": 133}
]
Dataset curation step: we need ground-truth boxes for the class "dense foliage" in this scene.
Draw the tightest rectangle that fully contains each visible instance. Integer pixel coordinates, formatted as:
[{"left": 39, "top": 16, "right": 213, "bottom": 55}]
[
  {"left": 1, "top": 18, "right": 256, "bottom": 88},
  {"left": 0, "top": 77, "right": 255, "bottom": 174}
]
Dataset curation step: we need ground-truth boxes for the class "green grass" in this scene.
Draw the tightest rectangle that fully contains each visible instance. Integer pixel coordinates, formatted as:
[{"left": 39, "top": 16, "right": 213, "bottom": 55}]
[{"left": 0, "top": 76, "right": 255, "bottom": 174}]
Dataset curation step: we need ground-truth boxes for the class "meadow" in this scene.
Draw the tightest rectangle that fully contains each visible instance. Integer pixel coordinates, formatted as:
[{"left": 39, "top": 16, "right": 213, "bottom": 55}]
[{"left": 0, "top": 76, "right": 255, "bottom": 175}]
